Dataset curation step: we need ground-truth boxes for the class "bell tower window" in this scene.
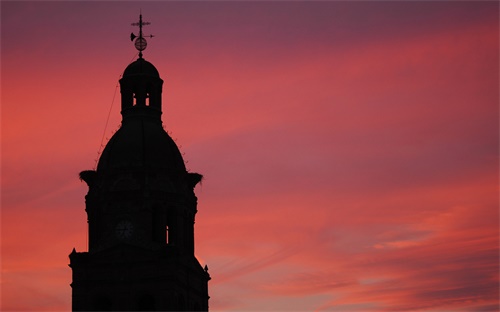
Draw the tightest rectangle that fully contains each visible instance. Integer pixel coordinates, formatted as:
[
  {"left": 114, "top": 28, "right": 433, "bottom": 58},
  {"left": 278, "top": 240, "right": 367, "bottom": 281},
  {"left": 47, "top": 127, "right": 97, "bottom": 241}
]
[
  {"left": 131, "top": 84, "right": 149, "bottom": 107},
  {"left": 166, "top": 225, "right": 169, "bottom": 244}
]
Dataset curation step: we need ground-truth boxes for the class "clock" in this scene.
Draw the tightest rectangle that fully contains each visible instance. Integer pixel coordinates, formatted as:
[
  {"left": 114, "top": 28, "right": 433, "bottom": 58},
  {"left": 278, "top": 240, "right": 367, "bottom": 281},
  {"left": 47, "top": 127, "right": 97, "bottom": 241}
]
[{"left": 115, "top": 220, "right": 134, "bottom": 239}]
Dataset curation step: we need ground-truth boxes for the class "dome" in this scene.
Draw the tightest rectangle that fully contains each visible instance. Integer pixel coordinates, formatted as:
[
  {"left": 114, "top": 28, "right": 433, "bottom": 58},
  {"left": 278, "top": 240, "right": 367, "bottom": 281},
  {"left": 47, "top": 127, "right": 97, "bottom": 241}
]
[
  {"left": 123, "top": 58, "right": 160, "bottom": 78},
  {"left": 97, "top": 118, "right": 186, "bottom": 174}
]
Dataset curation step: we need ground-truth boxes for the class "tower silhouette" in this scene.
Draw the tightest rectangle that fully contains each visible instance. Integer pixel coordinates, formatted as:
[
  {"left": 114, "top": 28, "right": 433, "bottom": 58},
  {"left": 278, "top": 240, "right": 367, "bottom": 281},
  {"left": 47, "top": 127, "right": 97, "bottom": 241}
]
[{"left": 69, "top": 15, "right": 210, "bottom": 311}]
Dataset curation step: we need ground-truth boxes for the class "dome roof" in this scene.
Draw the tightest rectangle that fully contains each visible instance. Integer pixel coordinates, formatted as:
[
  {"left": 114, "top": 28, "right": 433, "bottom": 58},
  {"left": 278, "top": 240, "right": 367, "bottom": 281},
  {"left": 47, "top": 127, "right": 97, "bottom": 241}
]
[
  {"left": 123, "top": 58, "right": 160, "bottom": 78},
  {"left": 97, "top": 118, "right": 186, "bottom": 174}
]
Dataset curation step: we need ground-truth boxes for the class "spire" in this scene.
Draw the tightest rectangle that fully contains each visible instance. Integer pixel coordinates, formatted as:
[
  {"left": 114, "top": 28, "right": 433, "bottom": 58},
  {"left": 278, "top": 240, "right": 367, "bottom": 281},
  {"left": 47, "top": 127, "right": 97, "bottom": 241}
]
[{"left": 130, "top": 13, "right": 154, "bottom": 58}]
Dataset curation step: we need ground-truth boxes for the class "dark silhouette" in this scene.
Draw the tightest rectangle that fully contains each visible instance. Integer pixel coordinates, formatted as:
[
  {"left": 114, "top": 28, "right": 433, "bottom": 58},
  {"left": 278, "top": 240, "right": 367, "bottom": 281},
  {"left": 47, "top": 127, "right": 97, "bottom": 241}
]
[{"left": 69, "top": 15, "right": 210, "bottom": 311}]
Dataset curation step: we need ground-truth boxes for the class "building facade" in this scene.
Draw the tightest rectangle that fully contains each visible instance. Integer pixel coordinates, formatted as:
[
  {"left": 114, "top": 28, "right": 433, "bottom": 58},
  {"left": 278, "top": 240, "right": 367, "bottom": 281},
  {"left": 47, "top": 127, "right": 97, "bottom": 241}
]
[{"left": 69, "top": 18, "right": 210, "bottom": 311}]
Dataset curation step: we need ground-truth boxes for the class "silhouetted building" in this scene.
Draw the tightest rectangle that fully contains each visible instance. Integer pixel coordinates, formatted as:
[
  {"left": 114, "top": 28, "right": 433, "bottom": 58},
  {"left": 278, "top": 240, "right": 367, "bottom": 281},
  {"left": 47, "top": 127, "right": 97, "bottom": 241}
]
[{"left": 69, "top": 15, "right": 210, "bottom": 311}]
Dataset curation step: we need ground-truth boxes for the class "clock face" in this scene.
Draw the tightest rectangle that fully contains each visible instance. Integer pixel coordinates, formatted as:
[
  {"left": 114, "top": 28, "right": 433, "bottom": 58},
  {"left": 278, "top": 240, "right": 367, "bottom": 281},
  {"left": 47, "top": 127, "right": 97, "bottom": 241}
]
[
  {"left": 115, "top": 220, "right": 134, "bottom": 239},
  {"left": 134, "top": 37, "right": 147, "bottom": 51}
]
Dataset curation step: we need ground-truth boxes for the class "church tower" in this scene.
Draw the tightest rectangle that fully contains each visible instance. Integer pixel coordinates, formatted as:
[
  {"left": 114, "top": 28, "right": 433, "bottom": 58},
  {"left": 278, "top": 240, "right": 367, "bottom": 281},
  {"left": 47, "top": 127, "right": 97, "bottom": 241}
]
[{"left": 69, "top": 15, "right": 210, "bottom": 311}]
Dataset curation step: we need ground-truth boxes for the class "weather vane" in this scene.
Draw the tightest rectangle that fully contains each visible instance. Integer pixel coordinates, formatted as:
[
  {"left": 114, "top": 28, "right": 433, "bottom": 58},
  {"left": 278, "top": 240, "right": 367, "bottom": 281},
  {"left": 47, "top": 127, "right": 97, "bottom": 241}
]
[{"left": 130, "top": 13, "right": 154, "bottom": 58}]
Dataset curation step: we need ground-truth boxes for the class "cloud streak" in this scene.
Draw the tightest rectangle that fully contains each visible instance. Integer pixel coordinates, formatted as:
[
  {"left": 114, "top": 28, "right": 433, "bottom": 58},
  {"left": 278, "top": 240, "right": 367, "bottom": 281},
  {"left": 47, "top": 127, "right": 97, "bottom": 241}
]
[{"left": 1, "top": 1, "right": 498, "bottom": 311}]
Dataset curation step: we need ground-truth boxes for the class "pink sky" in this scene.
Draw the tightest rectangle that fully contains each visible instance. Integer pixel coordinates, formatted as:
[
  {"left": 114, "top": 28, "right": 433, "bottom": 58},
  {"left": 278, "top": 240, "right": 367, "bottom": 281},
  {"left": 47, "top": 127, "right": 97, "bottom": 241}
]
[{"left": 1, "top": 1, "right": 498, "bottom": 311}]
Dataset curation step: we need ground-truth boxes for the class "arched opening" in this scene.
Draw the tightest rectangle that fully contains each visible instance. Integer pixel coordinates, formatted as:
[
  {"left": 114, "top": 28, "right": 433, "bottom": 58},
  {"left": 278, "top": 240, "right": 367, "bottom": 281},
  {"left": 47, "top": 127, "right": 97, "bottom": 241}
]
[
  {"left": 178, "top": 294, "right": 185, "bottom": 310},
  {"left": 93, "top": 295, "right": 112, "bottom": 311},
  {"left": 133, "top": 90, "right": 146, "bottom": 106},
  {"left": 137, "top": 294, "right": 155, "bottom": 311},
  {"left": 166, "top": 225, "right": 169, "bottom": 244}
]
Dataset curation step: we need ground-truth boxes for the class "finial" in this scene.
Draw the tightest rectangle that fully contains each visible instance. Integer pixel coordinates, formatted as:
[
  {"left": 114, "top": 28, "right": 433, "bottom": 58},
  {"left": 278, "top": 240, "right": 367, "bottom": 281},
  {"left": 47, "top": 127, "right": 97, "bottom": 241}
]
[{"left": 130, "top": 13, "right": 154, "bottom": 58}]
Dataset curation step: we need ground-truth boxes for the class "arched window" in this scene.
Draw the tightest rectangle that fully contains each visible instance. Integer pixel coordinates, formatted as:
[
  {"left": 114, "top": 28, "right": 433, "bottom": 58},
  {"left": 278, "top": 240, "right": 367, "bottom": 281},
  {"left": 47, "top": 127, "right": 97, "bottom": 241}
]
[
  {"left": 178, "top": 294, "right": 185, "bottom": 310},
  {"left": 166, "top": 225, "right": 169, "bottom": 244},
  {"left": 137, "top": 294, "right": 155, "bottom": 311},
  {"left": 93, "top": 295, "right": 112, "bottom": 311}
]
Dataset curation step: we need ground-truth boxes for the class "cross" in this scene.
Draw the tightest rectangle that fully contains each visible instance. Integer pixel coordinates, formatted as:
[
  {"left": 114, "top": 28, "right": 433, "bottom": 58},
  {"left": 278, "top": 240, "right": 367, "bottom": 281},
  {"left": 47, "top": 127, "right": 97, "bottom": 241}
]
[
  {"left": 130, "top": 14, "right": 154, "bottom": 57},
  {"left": 131, "top": 14, "right": 150, "bottom": 39}
]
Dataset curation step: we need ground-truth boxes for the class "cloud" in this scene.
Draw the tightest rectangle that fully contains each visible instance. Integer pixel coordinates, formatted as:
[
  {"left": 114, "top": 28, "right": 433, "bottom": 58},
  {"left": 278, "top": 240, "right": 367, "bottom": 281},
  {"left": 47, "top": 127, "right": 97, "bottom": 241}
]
[
  {"left": 2, "top": 268, "right": 70, "bottom": 311},
  {"left": 2, "top": 1, "right": 498, "bottom": 311}
]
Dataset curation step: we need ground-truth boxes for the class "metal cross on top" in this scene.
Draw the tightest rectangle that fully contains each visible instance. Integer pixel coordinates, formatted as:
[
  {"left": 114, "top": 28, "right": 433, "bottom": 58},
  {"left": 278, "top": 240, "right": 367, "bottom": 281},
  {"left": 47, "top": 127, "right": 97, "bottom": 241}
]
[{"left": 130, "top": 14, "right": 154, "bottom": 58}]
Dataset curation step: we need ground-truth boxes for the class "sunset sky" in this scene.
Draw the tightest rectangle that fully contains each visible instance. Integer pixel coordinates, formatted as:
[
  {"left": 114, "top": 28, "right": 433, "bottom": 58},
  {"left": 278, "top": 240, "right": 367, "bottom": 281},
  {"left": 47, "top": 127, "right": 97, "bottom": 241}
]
[{"left": 1, "top": 1, "right": 498, "bottom": 311}]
